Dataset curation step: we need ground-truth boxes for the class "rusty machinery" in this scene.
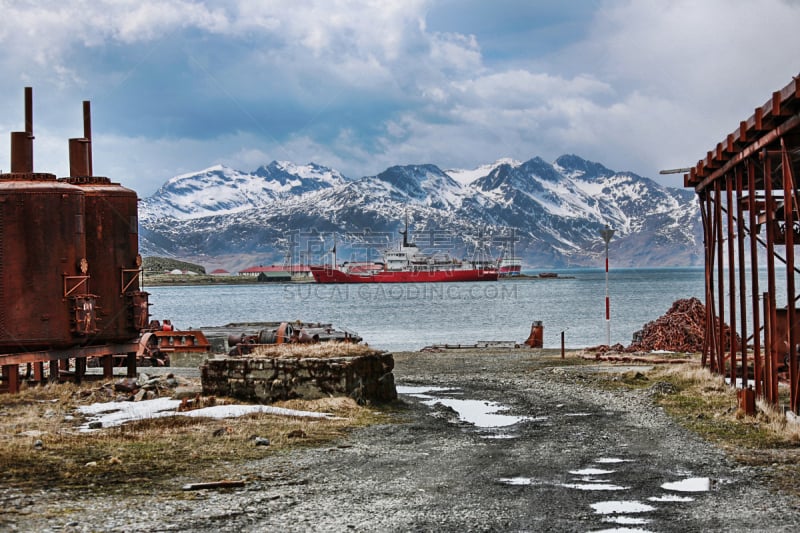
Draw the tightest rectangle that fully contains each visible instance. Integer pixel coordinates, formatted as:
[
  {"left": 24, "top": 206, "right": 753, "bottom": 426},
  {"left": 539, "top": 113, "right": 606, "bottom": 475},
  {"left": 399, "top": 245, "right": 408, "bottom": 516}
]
[
  {"left": 0, "top": 88, "right": 153, "bottom": 393},
  {"left": 685, "top": 73, "right": 800, "bottom": 414},
  {"left": 227, "top": 322, "right": 361, "bottom": 355}
]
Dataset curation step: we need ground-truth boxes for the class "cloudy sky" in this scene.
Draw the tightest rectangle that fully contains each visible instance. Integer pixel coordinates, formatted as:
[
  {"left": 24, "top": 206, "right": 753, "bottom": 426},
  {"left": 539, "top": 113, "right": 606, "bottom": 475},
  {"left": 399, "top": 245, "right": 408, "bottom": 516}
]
[{"left": 0, "top": 0, "right": 798, "bottom": 196}]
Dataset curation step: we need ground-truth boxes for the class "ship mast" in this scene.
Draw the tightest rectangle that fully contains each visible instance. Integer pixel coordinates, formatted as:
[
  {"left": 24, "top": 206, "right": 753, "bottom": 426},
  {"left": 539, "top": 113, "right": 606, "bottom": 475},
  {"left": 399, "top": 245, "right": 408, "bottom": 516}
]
[{"left": 399, "top": 212, "right": 410, "bottom": 249}]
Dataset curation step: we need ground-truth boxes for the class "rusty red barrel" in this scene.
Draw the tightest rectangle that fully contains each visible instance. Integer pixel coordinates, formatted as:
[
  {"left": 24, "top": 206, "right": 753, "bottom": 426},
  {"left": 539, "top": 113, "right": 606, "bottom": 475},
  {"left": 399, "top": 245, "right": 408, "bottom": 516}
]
[
  {"left": 0, "top": 172, "right": 89, "bottom": 351},
  {"left": 525, "top": 321, "right": 544, "bottom": 348}
]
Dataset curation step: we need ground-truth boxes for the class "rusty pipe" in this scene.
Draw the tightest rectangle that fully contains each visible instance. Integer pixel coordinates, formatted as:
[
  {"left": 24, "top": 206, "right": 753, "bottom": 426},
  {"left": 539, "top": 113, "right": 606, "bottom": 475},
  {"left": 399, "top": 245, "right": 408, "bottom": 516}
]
[
  {"left": 83, "top": 100, "right": 92, "bottom": 176},
  {"left": 10, "top": 87, "right": 35, "bottom": 173},
  {"left": 25, "top": 87, "right": 33, "bottom": 134},
  {"left": 10, "top": 131, "right": 33, "bottom": 173},
  {"left": 68, "top": 138, "right": 91, "bottom": 177}
]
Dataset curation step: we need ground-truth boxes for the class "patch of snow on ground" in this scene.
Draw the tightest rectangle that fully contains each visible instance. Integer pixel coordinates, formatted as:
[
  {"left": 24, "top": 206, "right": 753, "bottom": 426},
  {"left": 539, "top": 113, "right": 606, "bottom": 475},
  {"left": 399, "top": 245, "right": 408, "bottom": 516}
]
[
  {"left": 570, "top": 468, "right": 615, "bottom": 476},
  {"left": 661, "top": 477, "right": 710, "bottom": 492},
  {"left": 498, "top": 477, "right": 537, "bottom": 485},
  {"left": 561, "top": 483, "right": 630, "bottom": 491},
  {"left": 648, "top": 494, "right": 694, "bottom": 502},
  {"left": 76, "top": 398, "right": 331, "bottom": 431}
]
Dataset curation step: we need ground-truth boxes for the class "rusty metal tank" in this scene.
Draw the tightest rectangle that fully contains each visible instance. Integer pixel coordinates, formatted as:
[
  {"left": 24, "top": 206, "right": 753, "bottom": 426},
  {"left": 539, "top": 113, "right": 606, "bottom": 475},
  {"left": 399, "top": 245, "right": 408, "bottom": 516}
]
[
  {"left": 60, "top": 101, "right": 148, "bottom": 343},
  {"left": 0, "top": 172, "right": 95, "bottom": 351},
  {"left": 60, "top": 175, "right": 146, "bottom": 342},
  {"left": 0, "top": 88, "right": 97, "bottom": 353}
]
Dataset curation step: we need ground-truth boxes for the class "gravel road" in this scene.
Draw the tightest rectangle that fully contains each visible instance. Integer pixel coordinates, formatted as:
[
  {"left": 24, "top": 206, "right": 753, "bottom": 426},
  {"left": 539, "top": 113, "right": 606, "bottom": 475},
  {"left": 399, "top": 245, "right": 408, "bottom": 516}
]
[{"left": 4, "top": 349, "right": 800, "bottom": 532}]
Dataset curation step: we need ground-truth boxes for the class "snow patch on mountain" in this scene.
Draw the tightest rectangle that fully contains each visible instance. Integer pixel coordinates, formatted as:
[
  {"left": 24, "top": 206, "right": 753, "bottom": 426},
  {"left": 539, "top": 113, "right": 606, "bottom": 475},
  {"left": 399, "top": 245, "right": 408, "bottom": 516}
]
[{"left": 445, "top": 158, "right": 521, "bottom": 186}]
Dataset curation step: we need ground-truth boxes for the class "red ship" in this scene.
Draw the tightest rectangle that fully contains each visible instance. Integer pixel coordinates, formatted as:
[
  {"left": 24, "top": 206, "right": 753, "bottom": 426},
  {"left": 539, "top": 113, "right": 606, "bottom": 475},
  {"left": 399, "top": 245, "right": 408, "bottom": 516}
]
[
  {"left": 498, "top": 257, "right": 522, "bottom": 277},
  {"left": 310, "top": 220, "right": 498, "bottom": 284}
]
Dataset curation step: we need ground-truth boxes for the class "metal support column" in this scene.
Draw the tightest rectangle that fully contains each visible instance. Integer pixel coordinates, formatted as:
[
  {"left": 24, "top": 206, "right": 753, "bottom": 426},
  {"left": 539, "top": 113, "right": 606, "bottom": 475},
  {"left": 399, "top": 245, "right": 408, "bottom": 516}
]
[
  {"left": 726, "top": 174, "right": 738, "bottom": 384},
  {"left": 715, "top": 180, "right": 726, "bottom": 373},
  {"left": 735, "top": 167, "right": 749, "bottom": 387},
  {"left": 763, "top": 150, "right": 779, "bottom": 405},
  {"left": 747, "top": 160, "right": 763, "bottom": 397},
  {"left": 781, "top": 140, "right": 799, "bottom": 413}
]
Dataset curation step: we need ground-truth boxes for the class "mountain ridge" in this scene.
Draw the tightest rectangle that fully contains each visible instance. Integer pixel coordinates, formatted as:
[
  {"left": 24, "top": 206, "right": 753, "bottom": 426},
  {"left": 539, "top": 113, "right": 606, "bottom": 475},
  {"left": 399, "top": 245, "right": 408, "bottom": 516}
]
[{"left": 137, "top": 154, "right": 702, "bottom": 271}]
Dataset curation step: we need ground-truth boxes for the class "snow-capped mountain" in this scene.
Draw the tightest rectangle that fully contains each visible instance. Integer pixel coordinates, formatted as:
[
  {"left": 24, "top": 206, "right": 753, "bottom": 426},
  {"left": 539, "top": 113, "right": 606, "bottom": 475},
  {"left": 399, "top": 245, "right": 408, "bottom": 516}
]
[
  {"left": 137, "top": 154, "right": 702, "bottom": 269},
  {"left": 139, "top": 161, "right": 346, "bottom": 223}
]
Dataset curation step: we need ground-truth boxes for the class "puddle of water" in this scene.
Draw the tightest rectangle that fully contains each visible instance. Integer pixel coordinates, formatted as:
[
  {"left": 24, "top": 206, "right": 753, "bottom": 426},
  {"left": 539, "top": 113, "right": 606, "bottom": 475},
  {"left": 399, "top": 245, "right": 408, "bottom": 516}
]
[
  {"left": 592, "top": 527, "right": 651, "bottom": 533},
  {"left": 481, "top": 433, "right": 519, "bottom": 439},
  {"left": 396, "top": 386, "right": 454, "bottom": 395},
  {"left": 648, "top": 494, "right": 695, "bottom": 502},
  {"left": 498, "top": 477, "right": 537, "bottom": 486},
  {"left": 591, "top": 501, "right": 657, "bottom": 515},
  {"left": 602, "top": 516, "right": 651, "bottom": 525},
  {"left": 564, "top": 412, "right": 593, "bottom": 417},
  {"left": 570, "top": 468, "right": 615, "bottom": 476},
  {"left": 561, "top": 483, "right": 629, "bottom": 491},
  {"left": 576, "top": 477, "right": 613, "bottom": 483},
  {"left": 661, "top": 477, "right": 710, "bottom": 492},
  {"left": 595, "top": 457, "right": 631, "bottom": 464},
  {"left": 421, "top": 398, "right": 528, "bottom": 428}
]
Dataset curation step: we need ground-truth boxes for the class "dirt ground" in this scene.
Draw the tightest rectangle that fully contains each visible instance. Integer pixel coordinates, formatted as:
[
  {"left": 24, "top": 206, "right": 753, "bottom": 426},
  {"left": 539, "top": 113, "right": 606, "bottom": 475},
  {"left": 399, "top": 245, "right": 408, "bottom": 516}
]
[{"left": 4, "top": 349, "right": 800, "bottom": 532}]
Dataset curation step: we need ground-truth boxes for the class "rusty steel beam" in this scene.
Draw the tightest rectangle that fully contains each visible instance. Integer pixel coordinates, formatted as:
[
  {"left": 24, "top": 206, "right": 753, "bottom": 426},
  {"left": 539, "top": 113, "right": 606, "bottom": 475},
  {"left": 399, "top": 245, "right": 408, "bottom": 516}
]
[
  {"left": 735, "top": 168, "right": 749, "bottom": 388},
  {"left": 0, "top": 343, "right": 138, "bottom": 367},
  {"left": 764, "top": 152, "right": 780, "bottom": 404},
  {"left": 689, "top": 76, "right": 800, "bottom": 186},
  {"left": 715, "top": 181, "right": 726, "bottom": 373},
  {"left": 699, "top": 193, "right": 712, "bottom": 368},
  {"left": 707, "top": 192, "right": 720, "bottom": 371},
  {"left": 726, "top": 175, "right": 738, "bottom": 383},
  {"left": 782, "top": 140, "right": 800, "bottom": 412},
  {"left": 747, "top": 160, "right": 763, "bottom": 397},
  {"left": 1, "top": 365, "right": 20, "bottom": 394},
  {"left": 695, "top": 112, "right": 800, "bottom": 192}
]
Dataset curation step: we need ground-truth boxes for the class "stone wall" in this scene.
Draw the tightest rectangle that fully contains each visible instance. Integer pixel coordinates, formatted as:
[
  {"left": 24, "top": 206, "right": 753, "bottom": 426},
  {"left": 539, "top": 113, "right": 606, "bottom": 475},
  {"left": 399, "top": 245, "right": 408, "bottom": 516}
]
[{"left": 200, "top": 351, "right": 396, "bottom": 404}]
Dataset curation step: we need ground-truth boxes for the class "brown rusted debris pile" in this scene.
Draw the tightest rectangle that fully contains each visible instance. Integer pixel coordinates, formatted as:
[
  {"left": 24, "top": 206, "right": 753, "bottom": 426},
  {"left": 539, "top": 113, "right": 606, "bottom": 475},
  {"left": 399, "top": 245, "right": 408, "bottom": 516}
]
[
  {"left": 588, "top": 297, "right": 738, "bottom": 356},
  {"left": 627, "top": 297, "right": 708, "bottom": 352}
]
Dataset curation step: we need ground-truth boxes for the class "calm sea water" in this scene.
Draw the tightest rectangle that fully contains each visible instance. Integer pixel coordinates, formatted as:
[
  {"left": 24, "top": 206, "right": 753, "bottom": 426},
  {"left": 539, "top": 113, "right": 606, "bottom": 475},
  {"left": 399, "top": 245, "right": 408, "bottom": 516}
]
[{"left": 145, "top": 268, "right": 707, "bottom": 351}]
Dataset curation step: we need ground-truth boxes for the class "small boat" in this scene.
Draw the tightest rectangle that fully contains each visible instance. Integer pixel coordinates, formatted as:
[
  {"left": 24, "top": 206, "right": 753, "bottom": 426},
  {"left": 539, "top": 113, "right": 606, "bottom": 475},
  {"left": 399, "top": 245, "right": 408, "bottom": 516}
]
[{"left": 310, "top": 218, "right": 498, "bottom": 284}]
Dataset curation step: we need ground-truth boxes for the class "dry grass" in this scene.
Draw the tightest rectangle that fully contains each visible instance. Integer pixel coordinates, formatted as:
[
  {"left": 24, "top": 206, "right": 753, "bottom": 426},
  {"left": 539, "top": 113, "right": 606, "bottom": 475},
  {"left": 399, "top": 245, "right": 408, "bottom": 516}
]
[
  {"left": 0, "top": 380, "right": 390, "bottom": 492},
  {"left": 641, "top": 362, "right": 800, "bottom": 497},
  {"left": 251, "top": 343, "right": 380, "bottom": 358}
]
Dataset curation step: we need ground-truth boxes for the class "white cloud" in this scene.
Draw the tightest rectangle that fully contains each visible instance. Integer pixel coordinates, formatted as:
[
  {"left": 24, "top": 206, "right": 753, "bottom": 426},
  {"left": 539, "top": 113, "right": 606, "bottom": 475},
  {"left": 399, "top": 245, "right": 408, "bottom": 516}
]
[
  {"left": 1, "top": 0, "right": 799, "bottom": 195},
  {"left": 556, "top": 0, "right": 800, "bottom": 180}
]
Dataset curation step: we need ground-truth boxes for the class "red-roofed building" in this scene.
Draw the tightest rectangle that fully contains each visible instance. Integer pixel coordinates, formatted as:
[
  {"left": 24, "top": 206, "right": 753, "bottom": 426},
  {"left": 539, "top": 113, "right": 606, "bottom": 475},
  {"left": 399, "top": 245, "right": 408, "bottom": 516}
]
[{"left": 238, "top": 265, "right": 314, "bottom": 282}]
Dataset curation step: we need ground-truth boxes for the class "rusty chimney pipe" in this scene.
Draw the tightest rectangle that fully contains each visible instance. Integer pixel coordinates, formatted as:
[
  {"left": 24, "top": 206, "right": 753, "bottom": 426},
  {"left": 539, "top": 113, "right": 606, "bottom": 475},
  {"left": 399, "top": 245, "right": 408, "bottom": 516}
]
[
  {"left": 68, "top": 100, "right": 93, "bottom": 177},
  {"left": 83, "top": 100, "right": 92, "bottom": 176},
  {"left": 25, "top": 87, "right": 33, "bottom": 134},
  {"left": 68, "top": 138, "right": 91, "bottom": 177},
  {"left": 10, "top": 87, "right": 35, "bottom": 173}
]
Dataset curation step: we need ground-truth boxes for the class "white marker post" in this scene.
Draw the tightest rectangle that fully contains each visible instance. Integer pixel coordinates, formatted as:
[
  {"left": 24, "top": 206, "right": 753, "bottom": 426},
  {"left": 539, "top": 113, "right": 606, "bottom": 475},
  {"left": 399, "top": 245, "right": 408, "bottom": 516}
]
[{"left": 600, "top": 225, "right": 615, "bottom": 346}]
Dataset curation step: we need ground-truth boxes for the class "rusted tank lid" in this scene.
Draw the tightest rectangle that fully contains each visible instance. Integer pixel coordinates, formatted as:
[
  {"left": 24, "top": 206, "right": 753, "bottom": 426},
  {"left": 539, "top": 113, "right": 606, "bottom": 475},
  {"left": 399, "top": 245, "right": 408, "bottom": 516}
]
[
  {"left": 0, "top": 172, "right": 57, "bottom": 181},
  {"left": 60, "top": 176, "right": 112, "bottom": 185}
]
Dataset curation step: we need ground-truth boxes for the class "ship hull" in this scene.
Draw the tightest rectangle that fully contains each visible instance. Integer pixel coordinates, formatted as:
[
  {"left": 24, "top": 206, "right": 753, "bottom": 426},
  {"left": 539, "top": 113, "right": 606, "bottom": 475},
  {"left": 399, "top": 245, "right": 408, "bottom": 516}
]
[
  {"left": 499, "top": 265, "right": 522, "bottom": 276},
  {"left": 498, "top": 257, "right": 522, "bottom": 277},
  {"left": 310, "top": 266, "right": 498, "bottom": 283}
]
